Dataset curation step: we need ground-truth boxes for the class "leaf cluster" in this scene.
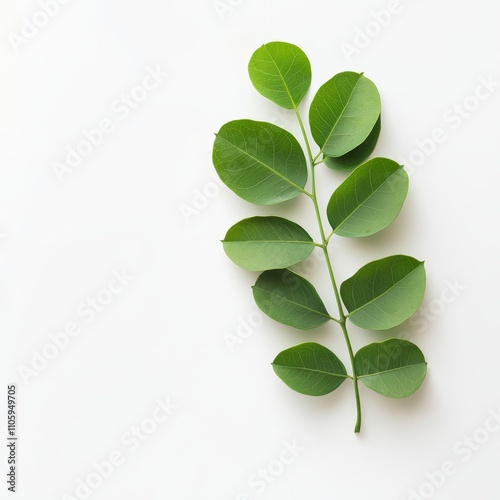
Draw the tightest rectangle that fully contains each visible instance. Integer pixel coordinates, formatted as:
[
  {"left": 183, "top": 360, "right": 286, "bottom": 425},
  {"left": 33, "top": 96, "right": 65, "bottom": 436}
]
[{"left": 213, "top": 42, "right": 427, "bottom": 432}]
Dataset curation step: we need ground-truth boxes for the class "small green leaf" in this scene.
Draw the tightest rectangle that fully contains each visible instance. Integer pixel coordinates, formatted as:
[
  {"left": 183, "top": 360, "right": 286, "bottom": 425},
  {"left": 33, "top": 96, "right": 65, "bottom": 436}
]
[
  {"left": 309, "top": 72, "right": 381, "bottom": 157},
  {"left": 273, "top": 342, "right": 348, "bottom": 396},
  {"left": 213, "top": 119, "right": 307, "bottom": 205},
  {"left": 341, "top": 255, "right": 426, "bottom": 330},
  {"left": 222, "top": 216, "right": 315, "bottom": 271},
  {"left": 324, "top": 116, "right": 381, "bottom": 171},
  {"left": 253, "top": 269, "right": 330, "bottom": 329},
  {"left": 355, "top": 339, "right": 427, "bottom": 398},
  {"left": 327, "top": 157, "right": 409, "bottom": 238},
  {"left": 248, "top": 41, "right": 312, "bottom": 109}
]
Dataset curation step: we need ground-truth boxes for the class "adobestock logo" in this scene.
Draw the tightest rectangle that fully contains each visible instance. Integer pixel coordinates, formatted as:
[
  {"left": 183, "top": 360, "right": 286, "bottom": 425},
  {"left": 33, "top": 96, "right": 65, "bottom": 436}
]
[
  {"left": 401, "top": 74, "right": 500, "bottom": 174},
  {"left": 222, "top": 249, "right": 340, "bottom": 353},
  {"left": 223, "top": 310, "right": 264, "bottom": 352},
  {"left": 292, "top": 246, "right": 340, "bottom": 278},
  {"left": 7, "top": 0, "right": 74, "bottom": 51},
  {"left": 340, "top": 0, "right": 405, "bottom": 62},
  {"left": 408, "top": 406, "right": 500, "bottom": 499},
  {"left": 178, "top": 172, "right": 222, "bottom": 224},
  {"left": 61, "top": 397, "right": 178, "bottom": 500},
  {"left": 52, "top": 65, "right": 169, "bottom": 183},
  {"left": 234, "top": 440, "right": 305, "bottom": 499},
  {"left": 213, "top": 0, "right": 246, "bottom": 21},
  {"left": 17, "top": 268, "right": 134, "bottom": 384},
  {"left": 408, "top": 278, "right": 467, "bottom": 332}
]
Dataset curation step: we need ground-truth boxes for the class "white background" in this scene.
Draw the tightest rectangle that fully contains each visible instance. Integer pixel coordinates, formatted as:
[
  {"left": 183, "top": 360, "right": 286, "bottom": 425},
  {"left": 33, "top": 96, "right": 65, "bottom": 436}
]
[{"left": 1, "top": 0, "right": 499, "bottom": 499}]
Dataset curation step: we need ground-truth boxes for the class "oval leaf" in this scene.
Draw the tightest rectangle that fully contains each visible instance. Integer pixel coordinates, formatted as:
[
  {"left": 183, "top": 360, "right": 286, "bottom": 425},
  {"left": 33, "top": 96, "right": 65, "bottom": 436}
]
[
  {"left": 222, "top": 216, "right": 315, "bottom": 271},
  {"left": 248, "top": 41, "right": 312, "bottom": 109},
  {"left": 324, "top": 115, "right": 381, "bottom": 171},
  {"left": 213, "top": 119, "right": 307, "bottom": 205},
  {"left": 273, "top": 342, "right": 348, "bottom": 396},
  {"left": 341, "top": 255, "right": 426, "bottom": 330},
  {"left": 327, "top": 157, "right": 409, "bottom": 237},
  {"left": 355, "top": 339, "right": 427, "bottom": 398},
  {"left": 309, "top": 72, "right": 381, "bottom": 157},
  {"left": 253, "top": 269, "right": 330, "bottom": 329}
]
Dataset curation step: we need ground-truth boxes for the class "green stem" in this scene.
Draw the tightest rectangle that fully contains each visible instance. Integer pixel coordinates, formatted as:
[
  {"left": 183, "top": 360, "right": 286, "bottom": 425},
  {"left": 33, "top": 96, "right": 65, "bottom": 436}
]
[
  {"left": 339, "top": 314, "right": 362, "bottom": 433},
  {"left": 293, "top": 106, "right": 314, "bottom": 165},
  {"left": 312, "top": 150, "right": 323, "bottom": 164},
  {"left": 325, "top": 229, "right": 335, "bottom": 244},
  {"left": 293, "top": 105, "right": 362, "bottom": 433}
]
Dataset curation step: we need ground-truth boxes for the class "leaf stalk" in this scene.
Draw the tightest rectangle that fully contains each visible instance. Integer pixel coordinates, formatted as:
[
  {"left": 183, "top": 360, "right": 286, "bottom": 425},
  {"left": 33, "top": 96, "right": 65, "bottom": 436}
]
[{"left": 294, "top": 106, "right": 362, "bottom": 433}]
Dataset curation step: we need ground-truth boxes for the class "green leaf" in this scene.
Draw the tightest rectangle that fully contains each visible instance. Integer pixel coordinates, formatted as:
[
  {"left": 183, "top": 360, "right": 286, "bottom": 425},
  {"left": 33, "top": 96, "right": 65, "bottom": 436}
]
[
  {"left": 355, "top": 339, "right": 427, "bottom": 398},
  {"left": 253, "top": 269, "right": 330, "bottom": 329},
  {"left": 213, "top": 119, "right": 307, "bottom": 205},
  {"left": 222, "top": 216, "right": 315, "bottom": 271},
  {"left": 324, "top": 115, "right": 381, "bottom": 171},
  {"left": 273, "top": 342, "right": 348, "bottom": 396},
  {"left": 248, "top": 41, "right": 312, "bottom": 109},
  {"left": 309, "top": 72, "right": 381, "bottom": 157},
  {"left": 341, "top": 255, "right": 426, "bottom": 330},
  {"left": 326, "top": 157, "right": 409, "bottom": 238}
]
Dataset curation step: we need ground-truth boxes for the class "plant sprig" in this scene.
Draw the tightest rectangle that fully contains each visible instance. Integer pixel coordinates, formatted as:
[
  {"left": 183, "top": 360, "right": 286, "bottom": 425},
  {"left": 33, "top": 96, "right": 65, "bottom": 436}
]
[{"left": 212, "top": 41, "right": 427, "bottom": 433}]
